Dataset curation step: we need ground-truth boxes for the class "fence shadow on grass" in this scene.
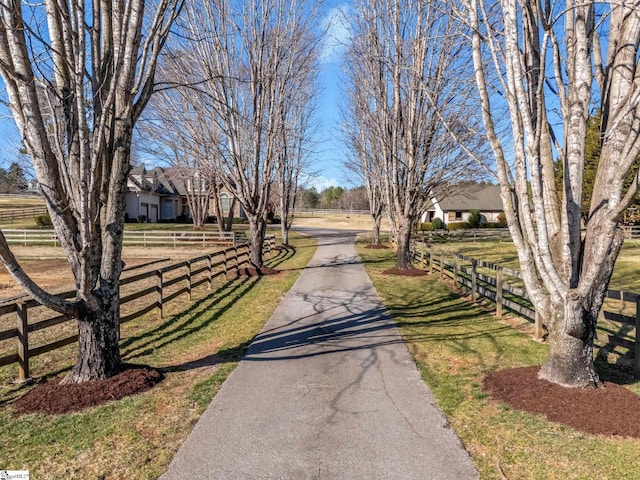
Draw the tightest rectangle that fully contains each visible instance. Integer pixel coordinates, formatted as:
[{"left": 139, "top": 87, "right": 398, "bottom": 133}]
[
  {"left": 265, "top": 245, "right": 297, "bottom": 269},
  {"left": 159, "top": 338, "right": 257, "bottom": 374},
  {"left": 595, "top": 351, "right": 639, "bottom": 385},
  {"left": 121, "top": 276, "right": 260, "bottom": 362}
]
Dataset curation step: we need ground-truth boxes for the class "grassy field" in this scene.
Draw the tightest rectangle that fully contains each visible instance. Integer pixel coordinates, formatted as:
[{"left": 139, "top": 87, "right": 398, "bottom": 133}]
[
  {"left": 358, "top": 242, "right": 640, "bottom": 480},
  {"left": 0, "top": 195, "right": 44, "bottom": 209},
  {"left": 0, "top": 231, "right": 317, "bottom": 479},
  {"left": 292, "top": 211, "right": 391, "bottom": 231}
]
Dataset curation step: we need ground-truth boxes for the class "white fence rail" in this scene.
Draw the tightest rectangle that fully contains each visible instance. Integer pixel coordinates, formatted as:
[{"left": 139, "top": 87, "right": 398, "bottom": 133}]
[
  {"left": 622, "top": 225, "right": 640, "bottom": 239},
  {"left": 0, "top": 229, "right": 241, "bottom": 247},
  {"left": 293, "top": 208, "right": 371, "bottom": 216}
]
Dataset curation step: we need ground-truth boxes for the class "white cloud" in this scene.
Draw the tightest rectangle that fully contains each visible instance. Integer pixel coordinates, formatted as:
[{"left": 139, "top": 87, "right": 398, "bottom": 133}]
[
  {"left": 301, "top": 174, "right": 342, "bottom": 192},
  {"left": 320, "top": 5, "right": 351, "bottom": 64}
]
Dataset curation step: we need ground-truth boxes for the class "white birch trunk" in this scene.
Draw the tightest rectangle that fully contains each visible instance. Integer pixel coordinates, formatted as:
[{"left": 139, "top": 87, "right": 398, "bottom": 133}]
[{"left": 465, "top": 0, "right": 640, "bottom": 387}]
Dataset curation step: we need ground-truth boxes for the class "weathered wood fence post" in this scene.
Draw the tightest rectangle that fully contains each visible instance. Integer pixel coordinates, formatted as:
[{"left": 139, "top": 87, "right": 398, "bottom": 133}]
[
  {"left": 453, "top": 254, "right": 458, "bottom": 288},
  {"left": 156, "top": 270, "right": 163, "bottom": 321},
  {"left": 534, "top": 310, "right": 543, "bottom": 341},
  {"left": 187, "top": 261, "right": 192, "bottom": 301},
  {"left": 440, "top": 252, "right": 444, "bottom": 280},
  {"left": 471, "top": 259, "right": 477, "bottom": 302},
  {"left": 496, "top": 267, "right": 503, "bottom": 318},
  {"left": 207, "top": 255, "right": 213, "bottom": 290},
  {"left": 17, "top": 301, "right": 29, "bottom": 381},
  {"left": 429, "top": 246, "right": 434, "bottom": 274}
]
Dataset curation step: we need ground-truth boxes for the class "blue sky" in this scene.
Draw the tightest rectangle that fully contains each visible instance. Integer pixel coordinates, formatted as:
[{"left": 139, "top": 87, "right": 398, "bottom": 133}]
[
  {"left": 0, "top": 2, "right": 353, "bottom": 190},
  {"left": 310, "top": 1, "right": 352, "bottom": 190}
]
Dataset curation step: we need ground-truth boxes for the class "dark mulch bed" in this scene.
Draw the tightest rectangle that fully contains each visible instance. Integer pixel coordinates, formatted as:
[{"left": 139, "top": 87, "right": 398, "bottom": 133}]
[
  {"left": 382, "top": 267, "right": 427, "bottom": 276},
  {"left": 14, "top": 364, "right": 163, "bottom": 415},
  {"left": 236, "top": 266, "right": 280, "bottom": 278},
  {"left": 365, "top": 244, "right": 390, "bottom": 249},
  {"left": 484, "top": 366, "right": 640, "bottom": 438}
]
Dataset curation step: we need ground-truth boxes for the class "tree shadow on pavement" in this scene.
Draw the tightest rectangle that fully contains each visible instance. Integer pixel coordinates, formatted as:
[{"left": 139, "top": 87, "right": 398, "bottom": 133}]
[{"left": 240, "top": 287, "right": 498, "bottom": 363}]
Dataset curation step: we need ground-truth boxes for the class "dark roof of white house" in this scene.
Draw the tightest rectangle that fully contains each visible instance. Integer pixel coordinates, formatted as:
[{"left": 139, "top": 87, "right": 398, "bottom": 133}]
[{"left": 437, "top": 184, "right": 503, "bottom": 211}]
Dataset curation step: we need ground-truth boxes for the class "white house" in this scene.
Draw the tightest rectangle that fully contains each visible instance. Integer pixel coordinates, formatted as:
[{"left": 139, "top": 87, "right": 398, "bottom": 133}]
[
  {"left": 421, "top": 184, "right": 503, "bottom": 225},
  {"left": 125, "top": 167, "right": 162, "bottom": 223}
]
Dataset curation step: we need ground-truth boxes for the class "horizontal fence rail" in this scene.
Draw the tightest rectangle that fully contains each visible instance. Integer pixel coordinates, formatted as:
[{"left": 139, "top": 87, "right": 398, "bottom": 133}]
[
  {"left": 410, "top": 241, "right": 640, "bottom": 375},
  {"left": 0, "top": 235, "right": 276, "bottom": 381},
  {"left": 0, "top": 229, "right": 242, "bottom": 248},
  {"left": 0, "top": 206, "right": 48, "bottom": 223},
  {"left": 416, "top": 228, "right": 512, "bottom": 243},
  {"left": 622, "top": 225, "right": 640, "bottom": 239},
  {"left": 292, "top": 208, "right": 371, "bottom": 216}
]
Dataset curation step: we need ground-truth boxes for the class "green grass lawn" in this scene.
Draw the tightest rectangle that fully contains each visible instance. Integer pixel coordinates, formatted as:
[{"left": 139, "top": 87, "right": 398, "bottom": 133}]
[
  {"left": 0, "top": 231, "right": 316, "bottom": 479},
  {"left": 358, "top": 242, "right": 640, "bottom": 480},
  {"left": 429, "top": 238, "right": 640, "bottom": 293}
]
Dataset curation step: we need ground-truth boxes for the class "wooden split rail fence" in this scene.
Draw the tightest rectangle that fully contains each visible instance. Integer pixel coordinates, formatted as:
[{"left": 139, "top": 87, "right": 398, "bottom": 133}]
[
  {"left": 411, "top": 241, "right": 640, "bottom": 375},
  {"left": 0, "top": 235, "right": 276, "bottom": 381},
  {"left": 0, "top": 206, "right": 48, "bottom": 223},
  {"left": 415, "top": 228, "right": 512, "bottom": 243}
]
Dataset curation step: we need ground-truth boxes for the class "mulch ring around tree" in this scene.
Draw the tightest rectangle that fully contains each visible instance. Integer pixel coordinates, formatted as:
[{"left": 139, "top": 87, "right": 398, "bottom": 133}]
[
  {"left": 14, "top": 364, "right": 163, "bottom": 416},
  {"left": 484, "top": 366, "right": 640, "bottom": 438},
  {"left": 365, "top": 244, "right": 390, "bottom": 249},
  {"left": 382, "top": 267, "right": 427, "bottom": 276}
]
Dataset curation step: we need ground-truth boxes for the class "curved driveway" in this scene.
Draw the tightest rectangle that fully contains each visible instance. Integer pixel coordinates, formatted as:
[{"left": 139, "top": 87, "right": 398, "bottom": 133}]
[{"left": 160, "top": 228, "right": 478, "bottom": 479}]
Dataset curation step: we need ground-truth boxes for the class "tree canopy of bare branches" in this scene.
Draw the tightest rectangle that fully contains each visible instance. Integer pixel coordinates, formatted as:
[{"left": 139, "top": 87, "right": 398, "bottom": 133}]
[
  {"left": 176, "top": 0, "right": 321, "bottom": 266},
  {"left": 0, "top": 0, "right": 182, "bottom": 383},
  {"left": 464, "top": 0, "right": 640, "bottom": 387},
  {"left": 138, "top": 56, "right": 222, "bottom": 230},
  {"left": 345, "top": 0, "right": 485, "bottom": 269}
]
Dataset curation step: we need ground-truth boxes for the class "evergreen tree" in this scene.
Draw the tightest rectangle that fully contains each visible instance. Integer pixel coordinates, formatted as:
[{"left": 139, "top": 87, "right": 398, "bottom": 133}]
[{"left": 555, "top": 112, "right": 640, "bottom": 220}]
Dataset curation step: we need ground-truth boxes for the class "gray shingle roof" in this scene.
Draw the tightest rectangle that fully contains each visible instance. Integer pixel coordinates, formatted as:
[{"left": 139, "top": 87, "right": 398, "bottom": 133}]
[{"left": 437, "top": 184, "right": 503, "bottom": 211}]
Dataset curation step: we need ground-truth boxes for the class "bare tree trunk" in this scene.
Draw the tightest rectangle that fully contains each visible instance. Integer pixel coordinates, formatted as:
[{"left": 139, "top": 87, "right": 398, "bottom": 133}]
[
  {"left": 539, "top": 228, "right": 624, "bottom": 386},
  {"left": 248, "top": 215, "right": 266, "bottom": 267},
  {"left": 224, "top": 199, "right": 236, "bottom": 232},
  {"left": 0, "top": 0, "right": 181, "bottom": 383},
  {"left": 371, "top": 214, "right": 382, "bottom": 245},
  {"left": 540, "top": 302, "right": 600, "bottom": 387},
  {"left": 210, "top": 181, "right": 226, "bottom": 234},
  {"left": 345, "top": 0, "right": 484, "bottom": 270},
  {"left": 177, "top": 0, "right": 320, "bottom": 265},
  {"left": 65, "top": 285, "right": 122, "bottom": 383},
  {"left": 463, "top": 0, "right": 640, "bottom": 387},
  {"left": 395, "top": 219, "right": 413, "bottom": 269}
]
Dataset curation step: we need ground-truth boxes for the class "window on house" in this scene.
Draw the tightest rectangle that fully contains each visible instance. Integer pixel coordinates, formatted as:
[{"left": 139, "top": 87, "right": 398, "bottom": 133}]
[
  {"left": 455, "top": 211, "right": 463, "bottom": 220},
  {"left": 220, "top": 193, "right": 231, "bottom": 213},
  {"left": 188, "top": 173, "right": 209, "bottom": 193}
]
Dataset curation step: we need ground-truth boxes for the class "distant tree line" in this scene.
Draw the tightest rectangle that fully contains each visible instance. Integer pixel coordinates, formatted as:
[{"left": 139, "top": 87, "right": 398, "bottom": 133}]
[{"left": 297, "top": 186, "right": 369, "bottom": 210}]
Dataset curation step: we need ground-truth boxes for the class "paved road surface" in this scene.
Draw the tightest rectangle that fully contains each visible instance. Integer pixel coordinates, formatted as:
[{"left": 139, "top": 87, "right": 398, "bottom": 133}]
[{"left": 160, "top": 228, "right": 478, "bottom": 479}]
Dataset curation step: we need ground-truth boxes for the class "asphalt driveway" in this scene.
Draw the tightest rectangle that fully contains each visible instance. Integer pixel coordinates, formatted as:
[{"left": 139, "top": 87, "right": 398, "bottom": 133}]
[{"left": 160, "top": 228, "right": 478, "bottom": 479}]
